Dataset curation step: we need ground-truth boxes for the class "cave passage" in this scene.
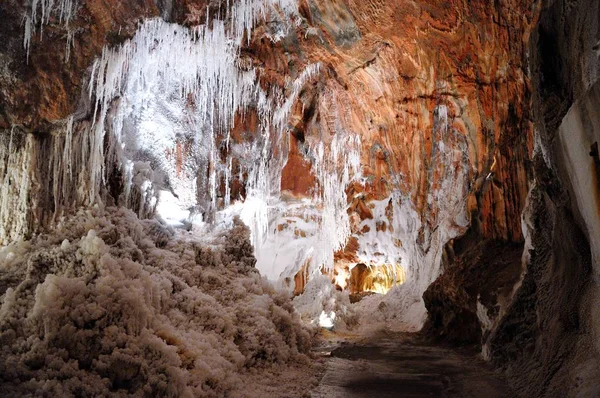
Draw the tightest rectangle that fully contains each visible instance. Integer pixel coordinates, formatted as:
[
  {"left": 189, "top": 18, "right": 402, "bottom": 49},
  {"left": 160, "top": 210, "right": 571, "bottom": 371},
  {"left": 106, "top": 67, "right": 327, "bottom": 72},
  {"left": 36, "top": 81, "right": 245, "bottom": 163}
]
[{"left": 313, "top": 332, "right": 513, "bottom": 398}]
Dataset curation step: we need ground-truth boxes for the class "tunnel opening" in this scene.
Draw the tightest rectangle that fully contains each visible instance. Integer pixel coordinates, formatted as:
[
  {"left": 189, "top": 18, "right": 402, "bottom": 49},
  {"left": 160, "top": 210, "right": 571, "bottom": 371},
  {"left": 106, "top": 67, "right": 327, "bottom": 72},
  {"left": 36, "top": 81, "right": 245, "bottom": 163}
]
[
  {"left": 347, "top": 263, "right": 406, "bottom": 295},
  {"left": 292, "top": 261, "right": 407, "bottom": 297}
]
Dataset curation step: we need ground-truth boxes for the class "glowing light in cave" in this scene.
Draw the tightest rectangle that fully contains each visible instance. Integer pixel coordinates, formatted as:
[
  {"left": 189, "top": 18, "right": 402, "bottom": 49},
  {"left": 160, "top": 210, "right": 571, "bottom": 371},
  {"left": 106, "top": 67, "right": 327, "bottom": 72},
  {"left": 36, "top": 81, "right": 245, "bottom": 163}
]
[
  {"left": 155, "top": 190, "right": 195, "bottom": 228},
  {"left": 333, "top": 267, "right": 350, "bottom": 290},
  {"left": 318, "top": 311, "right": 336, "bottom": 329},
  {"left": 350, "top": 263, "right": 406, "bottom": 295}
]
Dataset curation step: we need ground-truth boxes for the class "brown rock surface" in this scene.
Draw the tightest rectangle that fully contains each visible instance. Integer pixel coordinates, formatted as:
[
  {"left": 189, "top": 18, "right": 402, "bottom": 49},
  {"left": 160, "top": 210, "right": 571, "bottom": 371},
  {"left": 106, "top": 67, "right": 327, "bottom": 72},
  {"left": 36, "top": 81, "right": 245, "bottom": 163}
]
[
  {"left": 482, "top": 0, "right": 600, "bottom": 396},
  {"left": 0, "top": 0, "right": 163, "bottom": 131},
  {"left": 272, "top": 0, "right": 537, "bottom": 275},
  {"left": 423, "top": 237, "right": 524, "bottom": 345}
]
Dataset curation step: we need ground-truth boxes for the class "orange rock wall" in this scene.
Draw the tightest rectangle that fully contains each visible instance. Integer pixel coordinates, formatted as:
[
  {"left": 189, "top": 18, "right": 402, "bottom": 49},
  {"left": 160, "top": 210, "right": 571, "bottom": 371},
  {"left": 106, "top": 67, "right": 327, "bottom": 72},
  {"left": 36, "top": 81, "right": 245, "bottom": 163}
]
[{"left": 247, "top": 0, "right": 538, "bottom": 269}]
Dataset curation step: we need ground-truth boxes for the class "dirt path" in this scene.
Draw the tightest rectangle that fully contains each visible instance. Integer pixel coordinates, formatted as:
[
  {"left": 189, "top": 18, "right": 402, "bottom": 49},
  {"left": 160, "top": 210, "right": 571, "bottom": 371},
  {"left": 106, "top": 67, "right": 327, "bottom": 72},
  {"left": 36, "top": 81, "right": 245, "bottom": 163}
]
[{"left": 311, "top": 331, "right": 515, "bottom": 398}]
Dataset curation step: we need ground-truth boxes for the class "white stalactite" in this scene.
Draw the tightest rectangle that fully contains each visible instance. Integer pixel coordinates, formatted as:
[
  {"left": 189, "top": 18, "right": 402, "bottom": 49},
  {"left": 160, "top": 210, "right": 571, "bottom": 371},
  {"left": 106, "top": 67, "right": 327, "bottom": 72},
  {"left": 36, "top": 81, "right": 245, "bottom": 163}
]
[
  {"left": 12, "top": 1, "right": 366, "bottom": 288},
  {"left": 24, "top": 0, "right": 77, "bottom": 61}
]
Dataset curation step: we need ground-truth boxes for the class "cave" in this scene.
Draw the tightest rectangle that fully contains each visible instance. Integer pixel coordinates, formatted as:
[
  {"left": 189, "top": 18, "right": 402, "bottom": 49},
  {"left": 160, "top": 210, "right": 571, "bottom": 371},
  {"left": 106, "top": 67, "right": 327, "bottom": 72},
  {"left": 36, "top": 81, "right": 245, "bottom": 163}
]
[{"left": 1, "top": 0, "right": 599, "bottom": 397}]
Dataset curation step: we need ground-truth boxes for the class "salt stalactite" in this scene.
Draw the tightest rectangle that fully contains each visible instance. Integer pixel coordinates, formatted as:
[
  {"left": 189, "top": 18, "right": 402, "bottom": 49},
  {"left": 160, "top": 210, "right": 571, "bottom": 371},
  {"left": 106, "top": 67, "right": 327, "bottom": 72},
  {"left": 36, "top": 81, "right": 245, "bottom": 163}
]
[
  {"left": 24, "top": 0, "right": 77, "bottom": 60},
  {"left": 273, "top": 63, "right": 321, "bottom": 131},
  {"left": 397, "top": 102, "right": 470, "bottom": 298},
  {"left": 64, "top": 29, "right": 75, "bottom": 61},
  {"left": 85, "top": 19, "right": 258, "bottom": 220},
  {"left": 242, "top": 63, "right": 323, "bottom": 251},
  {"left": 310, "top": 125, "right": 362, "bottom": 272},
  {"left": 0, "top": 118, "right": 91, "bottom": 245},
  {"left": 13, "top": 0, "right": 364, "bottom": 289},
  {"left": 224, "top": 156, "right": 233, "bottom": 208},
  {"left": 249, "top": 80, "right": 362, "bottom": 283},
  {"left": 50, "top": 116, "right": 75, "bottom": 221},
  {"left": 79, "top": 0, "right": 298, "bottom": 225},
  {"left": 231, "top": 0, "right": 299, "bottom": 44},
  {"left": 0, "top": 129, "right": 33, "bottom": 245},
  {"left": 19, "top": 0, "right": 301, "bottom": 227},
  {"left": 313, "top": 89, "right": 362, "bottom": 272}
]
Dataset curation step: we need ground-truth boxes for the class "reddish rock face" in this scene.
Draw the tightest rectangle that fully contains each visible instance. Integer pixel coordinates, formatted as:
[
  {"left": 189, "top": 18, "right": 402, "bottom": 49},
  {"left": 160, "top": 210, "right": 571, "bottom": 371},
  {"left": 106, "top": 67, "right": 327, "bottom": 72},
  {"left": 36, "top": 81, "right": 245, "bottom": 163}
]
[
  {"left": 0, "top": 0, "right": 162, "bottom": 131},
  {"left": 281, "top": 133, "right": 317, "bottom": 197},
  {"left": 311, "top": 0, "right": 535, "bottom": 240},
  {"left": 246, "top": 0, "right": 537, "bottom": 284}
]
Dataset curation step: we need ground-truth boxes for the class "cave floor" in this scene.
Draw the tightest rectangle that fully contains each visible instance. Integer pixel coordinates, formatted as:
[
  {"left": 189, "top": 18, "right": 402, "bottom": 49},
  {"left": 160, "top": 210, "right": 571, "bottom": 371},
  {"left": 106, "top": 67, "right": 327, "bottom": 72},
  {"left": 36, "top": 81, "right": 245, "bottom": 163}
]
[{"left": 311, "top": 330, "right": 514, "bottom": 398}]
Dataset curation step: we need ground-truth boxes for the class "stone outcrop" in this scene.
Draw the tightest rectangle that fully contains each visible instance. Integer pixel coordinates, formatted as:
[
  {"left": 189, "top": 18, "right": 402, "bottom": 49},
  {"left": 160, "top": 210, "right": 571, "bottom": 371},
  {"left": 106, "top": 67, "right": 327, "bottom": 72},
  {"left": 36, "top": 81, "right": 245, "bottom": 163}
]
[
  {"left": 275, "top": 0, "right": 536, "bottom": 239},
  {"left": 0, "top": 0, "right": 162, "bottom": 131},
  {"left": 423, "top": 236, "right": 524, "bottom": 345}
]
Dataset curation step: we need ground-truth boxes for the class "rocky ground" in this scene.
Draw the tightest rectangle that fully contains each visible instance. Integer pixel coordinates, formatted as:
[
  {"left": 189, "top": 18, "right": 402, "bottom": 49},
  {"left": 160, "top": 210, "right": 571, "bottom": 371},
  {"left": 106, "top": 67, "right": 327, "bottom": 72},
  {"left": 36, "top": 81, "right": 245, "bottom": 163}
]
[{"left": 312, "top": 330, "right": 514, "bottom": 398}]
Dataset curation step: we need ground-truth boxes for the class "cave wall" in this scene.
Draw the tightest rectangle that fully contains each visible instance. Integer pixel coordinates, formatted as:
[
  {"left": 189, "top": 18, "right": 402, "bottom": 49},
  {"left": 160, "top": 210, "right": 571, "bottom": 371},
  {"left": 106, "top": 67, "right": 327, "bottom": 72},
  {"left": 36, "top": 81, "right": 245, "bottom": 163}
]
[
  {"left": 254, "top": 0, "right": 539, "bottom": 317},
  {"left": 423, "top": 0, "right": 600, "bottom": 396},
  {"left": 0, "top": 0, "right": 257, "bottom": 244},
  {"left": 286, "top": 0, "right": 537, "bottom": 241},
  {"left": 0, "top": 0, "right": 168, "bottom": 244},
  {"left": 0, "top": 0, "right": 164, "bottom": 131},
  {"left": 487, "top": 0, "right": 600, "bottom": 395}
]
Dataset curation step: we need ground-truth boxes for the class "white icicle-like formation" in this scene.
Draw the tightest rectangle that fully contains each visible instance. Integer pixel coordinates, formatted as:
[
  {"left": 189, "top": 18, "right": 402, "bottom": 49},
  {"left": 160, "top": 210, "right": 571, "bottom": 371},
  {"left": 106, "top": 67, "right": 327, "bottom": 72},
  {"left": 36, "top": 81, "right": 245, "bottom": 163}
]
[
  {"left": 0, "top": 119, "right": 134, "bottom": 246},
  {"left": 78, "top": 0, "right": 299, "bottom": 224},
  {"left": 230, "top": 0, "right": 299, "bottom": 44},
  {"left": 310, "top": 126, "right": 362, "bottom": 272},
  {"left": 51, "top": 116, "right": 74, "bottom": 220},
  {"left": 24, "top": 0, "right": 77, "bottom": 60},
  {"left": 85, "top": 18, "right": 253, "bottom": 211},
  {"left": 12, "top": 0, "right": 367, "bottom": 289},
  {"left": 240, "top": 63, "right": 323, "bottom": 251},
  {"left": 8, "top": 0, "right": 304, "bottom": 248},
  {"left": 0, "top": 130, "right": 33, "bottom": 245},
  {"left": 350, "top": 102, "right": 472, "bottom": 332},
  {"left": 248, "top": 80, "right": 362, "bottom": 283},
  {"left": 273, "top": 63, "right": 322, "bottom": 131}
]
